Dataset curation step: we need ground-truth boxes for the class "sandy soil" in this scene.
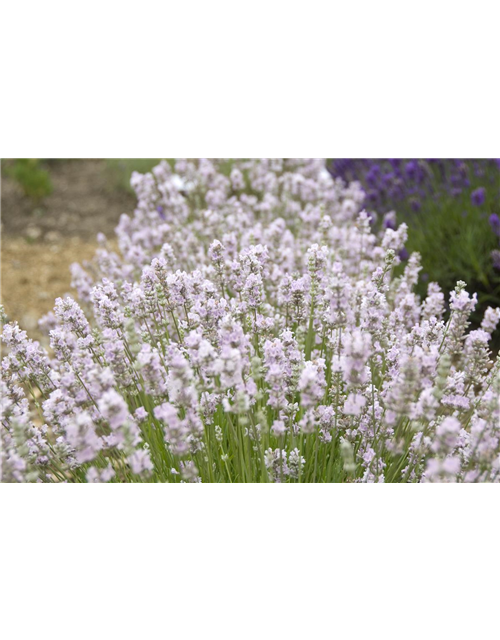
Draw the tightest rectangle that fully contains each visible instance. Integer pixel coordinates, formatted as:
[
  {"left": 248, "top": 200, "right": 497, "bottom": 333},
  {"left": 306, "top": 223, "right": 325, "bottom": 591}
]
[{"left": 1, "top": 160, "right": 135, "bottom": 338}]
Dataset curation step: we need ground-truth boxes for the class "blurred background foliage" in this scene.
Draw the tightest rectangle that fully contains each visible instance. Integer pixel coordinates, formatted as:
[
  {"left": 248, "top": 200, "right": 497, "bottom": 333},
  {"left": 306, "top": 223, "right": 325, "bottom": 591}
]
[
  {"left": 2, "top": 159, "right": 165, "bottom": 198},
  {"left": 105, "top": 159, "right": 162, "bottom": 193},
  {"left": 4, "top": 158, "right": 53, "bottom": 201}
]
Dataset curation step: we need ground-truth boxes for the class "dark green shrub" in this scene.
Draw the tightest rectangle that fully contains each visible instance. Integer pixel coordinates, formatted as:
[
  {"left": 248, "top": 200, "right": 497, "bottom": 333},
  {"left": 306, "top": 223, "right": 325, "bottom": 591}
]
[{"left": 7, "top": 159, "right": 53, "bottom": 201}]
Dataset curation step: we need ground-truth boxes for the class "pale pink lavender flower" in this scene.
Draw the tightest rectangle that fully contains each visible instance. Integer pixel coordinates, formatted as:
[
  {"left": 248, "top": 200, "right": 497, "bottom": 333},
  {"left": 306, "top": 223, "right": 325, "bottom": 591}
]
[{"left": 128, "top": 449, "right": 154, "bottom": 476}]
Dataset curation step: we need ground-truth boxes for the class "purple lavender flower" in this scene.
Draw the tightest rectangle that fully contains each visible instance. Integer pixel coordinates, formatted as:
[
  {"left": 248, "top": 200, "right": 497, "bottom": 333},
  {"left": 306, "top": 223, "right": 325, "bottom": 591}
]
[
  {"left": 471, "top": 187, "right": 486, "bottom": 206},
  {"left": 405, "top": 161, "right": 419, "bottom": 181},
  {"left": 489, "top": 213, "right": 500, "bottom": 237}
]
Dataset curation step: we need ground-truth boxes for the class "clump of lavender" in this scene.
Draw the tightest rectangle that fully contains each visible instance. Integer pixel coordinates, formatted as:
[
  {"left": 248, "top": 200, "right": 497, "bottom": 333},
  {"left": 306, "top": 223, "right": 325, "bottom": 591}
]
[
  {"left": 328, "top": 159, "right": 499, "bottom": 215},
  {"left": 2, "top": 160, "right": 499, "bottom": 483}
]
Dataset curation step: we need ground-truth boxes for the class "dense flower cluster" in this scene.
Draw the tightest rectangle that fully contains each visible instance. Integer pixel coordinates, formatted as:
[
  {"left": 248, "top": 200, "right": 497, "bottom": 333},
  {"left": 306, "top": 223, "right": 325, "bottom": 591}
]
[{"left": 2, "top": 159, "right": 500, "bottom": 482}]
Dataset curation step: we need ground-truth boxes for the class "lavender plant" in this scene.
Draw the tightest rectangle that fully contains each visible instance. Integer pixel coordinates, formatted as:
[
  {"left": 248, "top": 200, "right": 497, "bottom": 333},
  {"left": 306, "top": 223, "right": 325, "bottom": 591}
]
[{"left": 2, "top": 159, "right": 499, "bottom": 482}]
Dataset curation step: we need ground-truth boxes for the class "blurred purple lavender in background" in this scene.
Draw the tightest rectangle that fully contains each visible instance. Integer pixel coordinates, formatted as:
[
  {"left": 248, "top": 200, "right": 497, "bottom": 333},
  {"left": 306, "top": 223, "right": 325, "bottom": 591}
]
[
  {"left": 489, "top": 213, "right": 500, "bottom": 237},
  {"left": 328, "top": 159, "right": 500, "bottom": 270},
  {"left": 328, "top": 160, "right": 499, "bottom": 212},
  {"left": 471, "top": 187, "right": 486, "bottom": 207}
]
